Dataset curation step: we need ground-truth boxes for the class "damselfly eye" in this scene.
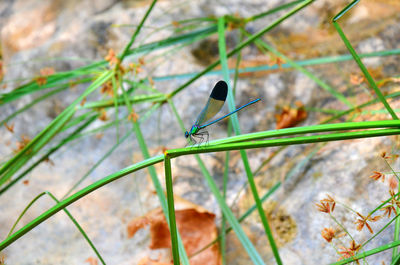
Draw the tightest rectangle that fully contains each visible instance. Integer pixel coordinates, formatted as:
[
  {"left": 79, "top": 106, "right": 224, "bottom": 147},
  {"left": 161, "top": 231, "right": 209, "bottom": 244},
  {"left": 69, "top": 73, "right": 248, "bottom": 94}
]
[{"left": 184, "top": 131, "right": 189, "bottom": 138}]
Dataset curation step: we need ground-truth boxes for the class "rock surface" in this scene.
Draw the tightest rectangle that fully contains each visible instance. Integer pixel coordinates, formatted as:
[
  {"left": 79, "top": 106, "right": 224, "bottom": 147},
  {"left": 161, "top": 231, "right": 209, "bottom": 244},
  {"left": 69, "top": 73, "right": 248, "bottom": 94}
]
[{"left": 1, "top": 0, "right": 400, "bottom": 264}]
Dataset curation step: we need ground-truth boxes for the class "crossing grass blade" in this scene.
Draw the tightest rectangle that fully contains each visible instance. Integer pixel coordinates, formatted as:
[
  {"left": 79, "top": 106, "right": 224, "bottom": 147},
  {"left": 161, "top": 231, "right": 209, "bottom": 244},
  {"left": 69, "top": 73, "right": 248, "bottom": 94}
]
[
  {"left": 218, "top": 15, "right": 280, "bottom": 264},
  {"left": 0, "top": 113, "right": 99, "bottom": 195},
  {"left": 6, "top": 191, "right": 106, "bottom": 265},
  {"left": 246, "top": 31, "right": 353, "bottom": 108},
  {"left": 168, "top": 99, "right": 266, "bottom": 265},
  {"left": 332, "top": 1, "right": 399, "bottom": 261}
]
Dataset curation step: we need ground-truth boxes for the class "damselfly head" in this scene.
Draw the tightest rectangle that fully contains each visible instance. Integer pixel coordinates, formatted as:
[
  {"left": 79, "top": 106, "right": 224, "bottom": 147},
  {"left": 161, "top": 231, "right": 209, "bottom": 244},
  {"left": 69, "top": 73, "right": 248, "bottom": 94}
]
[{"left": 184, "top": 131, "right": 189, "bottom": 138}]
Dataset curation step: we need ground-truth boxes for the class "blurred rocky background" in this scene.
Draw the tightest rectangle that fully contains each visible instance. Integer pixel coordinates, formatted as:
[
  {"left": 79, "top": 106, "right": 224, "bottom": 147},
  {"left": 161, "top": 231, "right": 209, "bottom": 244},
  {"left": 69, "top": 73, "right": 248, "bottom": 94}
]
[{"left": 1, "top": 0, "right": 400, "bottom": 264}]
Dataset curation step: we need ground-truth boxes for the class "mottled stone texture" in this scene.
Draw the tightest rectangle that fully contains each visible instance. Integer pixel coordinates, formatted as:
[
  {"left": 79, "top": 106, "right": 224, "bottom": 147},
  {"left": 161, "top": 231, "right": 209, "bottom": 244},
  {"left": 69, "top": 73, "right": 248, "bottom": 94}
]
[{"left": 1, "top": 0, "right": 400, "bottom": 264}]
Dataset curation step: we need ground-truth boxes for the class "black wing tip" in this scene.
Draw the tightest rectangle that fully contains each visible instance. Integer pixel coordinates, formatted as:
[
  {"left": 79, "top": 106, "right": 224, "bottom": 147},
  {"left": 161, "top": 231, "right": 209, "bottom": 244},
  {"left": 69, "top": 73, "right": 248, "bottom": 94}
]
[{"left": 210, "top": 80, "right": 228, "bottom": 101}]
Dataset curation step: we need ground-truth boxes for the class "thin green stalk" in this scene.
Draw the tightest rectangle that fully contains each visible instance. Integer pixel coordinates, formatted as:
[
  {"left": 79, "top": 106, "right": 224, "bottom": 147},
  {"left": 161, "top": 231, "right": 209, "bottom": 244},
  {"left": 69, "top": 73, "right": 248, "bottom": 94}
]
[
  {"left": 62, "top": 102, "right": 160, "bottom": 199},
  {"left": 248, "top": 31, "right": 353, "bottom": 108},
  {"left": 118, "top": 68, "right": 189, "bottom": 264},
  {"left": 7, "top": 191, "right": 106, "bottom": 264},
  {"left": 0, "top": 85, "right": 67, "bottom": 125},
  {"left": 168, "top": 0, "right": 314, "bottom": 98},
  {"left": 0, "top": 113, "right": 98, "bottom": 196},
  {"left": 332, "top": 21, "right": 398, "bottom": 120},
  {"left": 194, "top": 155, "right": 266, "bottom": 265},
  {"left": 61, "top": 130, "right": 132, "bottom": 199},
  {"left": 111, "top": 74, "right": 120, "bottom": 142},
  {"left": 168, "top": 128, "right": 400, "bottom": 157},
  {"left": 221, "top": 32, "right": 243, "bottom": 265},
  {"left": 168, "top": 99, "right": 265, "bottom": 264},
  {"left": 153, "top": 48, "right": 400, "bottom": 81},
  {"left": 332, "top": 2, "right": 398, "bottom": 260},
  {"left": 61, "top": 111, "right": 97, "bottom": 131},
  {"left": 191, "top": 182, "right": 282, "bottom": 259},
  {"left": 0, "top": 70, "right": 112, "bottom": 185},
  {"left": 210, "top": 120, "right": 400, "bottom": 146},
  {"left": 246, "top": 0, "right": 305, "bottom": 22},
  {"left": 362, "top": 213, "right": 400, "bottom": 249},
  {"left": 221, "top": 146, "right": 229, "bottom": 265},
  {"left": 391, "top": 254, "right": 400, "bottom": 265},
  {"left": 332, "top": 0, "right": 360, "bottom": 22},
  {"left": 217, "top": 16, "right": 282, "bottom": 264},
  {"left": 164, "top": 154, "right": 180, "bottom": 265},
  {"left": 80, "top": 94, "right": 167, "bottom": 109},
  {"left": 323, "top": 91, "right": 400, "bottom": 124},
  {"left": 330, "top": 240, "right": 400, "bottom": 265},
  {"left": 127, "top": 24, "right": 218, "bottom": 57},
  {"left": 0, "top": 106, "right": 76, "bottom": 186},
  {"left": 381, "top": 157, "right": 400, "bottom": 258},
  {"left": 0, "top": 154, "right": 165, "bottom": 251},
  {"left": 118, "top": 0, "right": 158, "bottom": 61}
]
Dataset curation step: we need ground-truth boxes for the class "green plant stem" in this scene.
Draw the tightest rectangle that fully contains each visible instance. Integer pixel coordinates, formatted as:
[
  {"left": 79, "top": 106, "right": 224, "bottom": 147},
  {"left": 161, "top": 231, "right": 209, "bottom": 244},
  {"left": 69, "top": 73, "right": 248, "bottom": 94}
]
[
  {"left": 62, "top": 130, "right": 132, "bottom": 199},
  {"left": 168, "top": 128, "right": 400, "bottom": 157},
  {"left": 0, "top": 70, "right": 112, "bottom": 186},
  {"left": 332, "top": 21, "right": 398, "bottom": 120},
  {"left": 246, "top": 0, "right": 305, "bottom": 22},
  {"left": 0, "top": 106, "right": 76, "bottom": 186},
  {"left": 168, "top": 0, "right": 314, "bottom": 98},
  {"left": 7, "top": 191, "right": 106, "bottom": 264},
  {"left": 118, "top": 0, "right": 158, "bottom": 61},
  {"left": 168, "top": 99, "right": 265, "bottom": 264},
  {"left": 332, "top": 4, "right": 398, "bottom": 261},
  {"left": 247, "top": 31, "right": 353, "bottom": 108},
  {"left": 164, "top": 154, "right": 180, "bottom": 265},
  {"left": 332, "top": 0, "right": 360, "bottom": 22},
  {"left": 63, "top": 102, "right": 160, "bottom": 199},
  {"left": 0, "top": 155, "right": 164, "bottom": 251},
  {"left": 0, "top": 113, "right": 98, "bottom": 196},
  {"left": 153, "top": 48, "right": 400, "bottom": 81},
  {"left": 330, "top": 240, "right": 400, "bottom": 265},
  {"left": 210, "top": 120, "right": 400, "bottom": 146},
  {"left": 218, "top": 16, "right": 282, "bottom": 264},
  {"left": 2, "top": 126, "right": 400, "bottom": 252},
  {"left": 0, "top": 85, "right": 68, "bottom": 125}
]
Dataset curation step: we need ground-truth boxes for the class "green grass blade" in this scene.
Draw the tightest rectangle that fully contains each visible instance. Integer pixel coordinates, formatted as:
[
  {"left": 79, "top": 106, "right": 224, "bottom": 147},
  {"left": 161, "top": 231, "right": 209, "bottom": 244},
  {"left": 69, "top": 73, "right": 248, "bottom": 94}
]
[
  {"left": 332, "top": 21, "right": 398, "bottom": 120},
  {"left": 0, "top": 113, "right": 98, "bottom": 196},
  {"left": 117, "top": 70, "right": 189, "bottom": 264},
  {"left": 332, "top": 4, "right": 399, "bottom": 260},
  {"left": 62, "top": 130, "right": 131, "bottom": 199},
  {"left": 62, "top": 102, "right": 160, "bottom": 199},
  {"left": 6, "top": 191, "right": 106, "bottom": 264},
  {"left": 168, "top": 99, "right": 265, "bottom": 265},
  {"left": 195, "top": 155, "right": 266, "bottom": 265},
  {"left": 168, "top": 128, "right": 400, "bottom": 157},
  {"left": 248, "top": 32, "right": 353, "bottom": 108},
  {"left": 164, "top": 155, "right": 180, "bottom": 265},
  {"left": 218, "top": 16, "right": 282, "bottom": 265},
  {"left": 168, "top": 0, "right": 314, "bottom": 98},
  {"left": 246, "top": 0, "right": 306, "bottom": 22},
  {"left": 153, "top": 48, "right": 400, "bottom": 81},
  {"left": 0, "top": 154, "right": 165, "bottom": 251},
  {"left": 8, "top": 191, "right": 106, "bottom": 264},
  {"left": 0, "top": 70, "right": 112, "bottom": 185},
  {"left": 111, "top": 74, "right": 120, "bottom": 142},
  {"left": 80, "top": 93, "right": 167, "bottom": 109},
  {"left": 210, "top": 120, "right": 400, "bottom": 146},
  {"left": 0, "top": 85, "right": 68, "bottom": 125},
  {"left": 391, "top": 253, "right": 400, "bottom": 265},
  {"left": 332, "top": 0, "right": 360, "bottom": 22},
  {"left": 118, "top": 0, "right": 158, "bottom": 61},
  {"left": 330, "top": 240, "right": 400, "bottom": 265},
  {"left": 0, "top": 107, "right": 76, "bottom": 186}
]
